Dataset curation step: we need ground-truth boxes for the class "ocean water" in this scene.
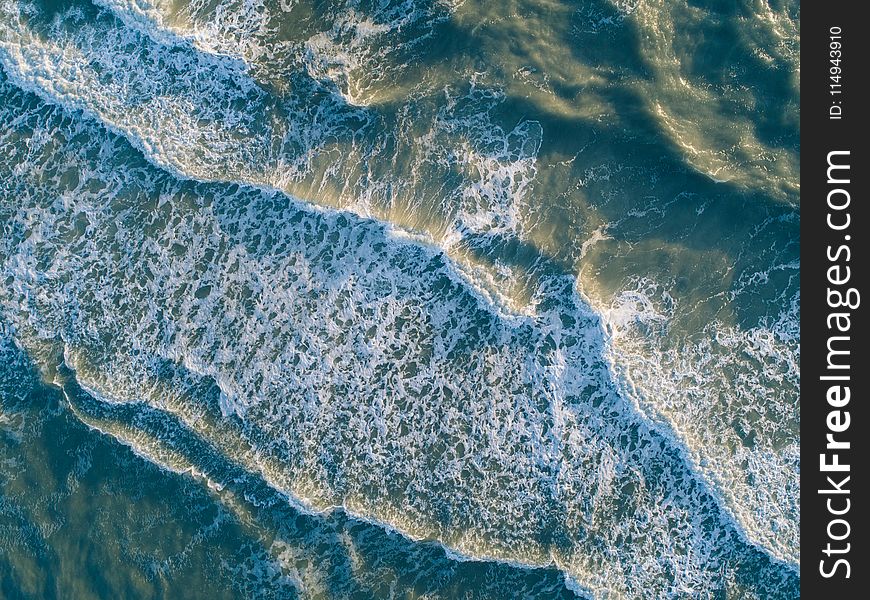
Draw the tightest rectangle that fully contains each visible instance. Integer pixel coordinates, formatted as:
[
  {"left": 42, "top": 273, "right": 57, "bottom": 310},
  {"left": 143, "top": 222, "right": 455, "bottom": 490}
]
[{"left": 0, "top": 0, "right": 799, "bottom": 598}]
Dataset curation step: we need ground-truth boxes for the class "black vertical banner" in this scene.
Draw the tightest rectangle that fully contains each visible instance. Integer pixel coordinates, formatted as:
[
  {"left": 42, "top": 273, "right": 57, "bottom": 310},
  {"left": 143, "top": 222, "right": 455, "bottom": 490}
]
[{"left": 801, "top": 2, "right": 869, "bottom": 597}]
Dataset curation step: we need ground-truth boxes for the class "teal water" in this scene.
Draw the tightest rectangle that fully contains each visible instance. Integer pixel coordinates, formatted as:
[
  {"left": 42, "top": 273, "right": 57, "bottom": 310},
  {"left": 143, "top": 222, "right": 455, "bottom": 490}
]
[{"left": 0, "top": 0, "right": 799, "bottom": 598}]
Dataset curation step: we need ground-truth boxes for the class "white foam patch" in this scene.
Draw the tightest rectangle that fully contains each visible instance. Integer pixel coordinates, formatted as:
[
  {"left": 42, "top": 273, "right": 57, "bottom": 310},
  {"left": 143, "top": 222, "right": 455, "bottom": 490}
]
[
  {"left": 0, "top": 0, "right": 303, "bottom": 183},
  {"left": 0, "top": 74, "right": 796, "bottom": 597},
  {"left": 599, "top": 275, "right": 800, "bottom": 565},
  {"left": 0, "top": 0, "right": 540, "bottom": 282}
]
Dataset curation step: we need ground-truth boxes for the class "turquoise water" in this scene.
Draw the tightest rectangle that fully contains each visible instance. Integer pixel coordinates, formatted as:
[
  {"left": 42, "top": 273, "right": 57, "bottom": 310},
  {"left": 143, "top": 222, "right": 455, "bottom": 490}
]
[{"left": 0, "top": 0, "right": 799, "bottom": 597}]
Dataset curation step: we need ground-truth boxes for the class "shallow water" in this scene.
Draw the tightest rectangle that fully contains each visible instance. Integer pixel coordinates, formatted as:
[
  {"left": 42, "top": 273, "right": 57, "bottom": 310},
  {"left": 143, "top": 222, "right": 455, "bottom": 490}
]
[{"left": 0, "top": 0, "right": 799, "bottom": 597}]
